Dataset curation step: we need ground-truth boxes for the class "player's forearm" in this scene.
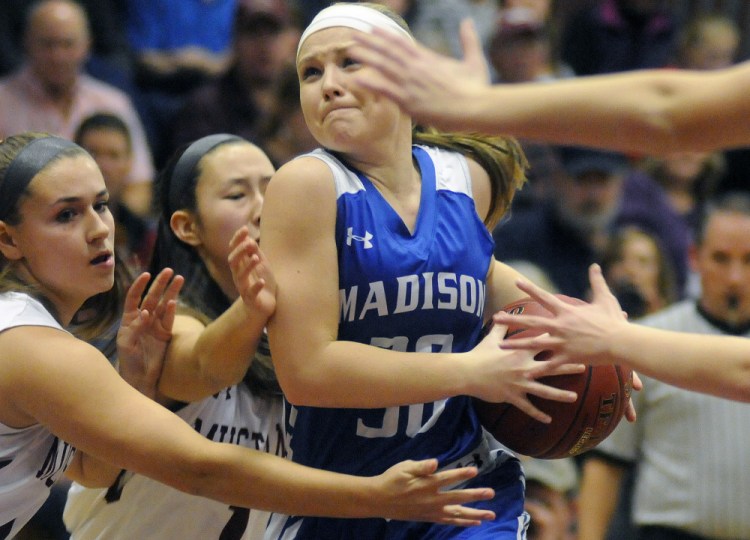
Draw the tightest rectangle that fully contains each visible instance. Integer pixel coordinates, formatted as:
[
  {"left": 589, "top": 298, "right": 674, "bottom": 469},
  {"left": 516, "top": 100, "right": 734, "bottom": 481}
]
[
  {"left": 273, "top": 338, "right": 470, "bottom": 408},
  {"left": 160, "top": 301, "right": 266, "bottom": 401},
  {"left": 191, "top": 299, "right": 265, "bottom": 388},
  {"left": 183, "top": 445, "right": 378, "bottom": 517},
  {"left": 465, "top": 75, "right": 675, "bottom": 154},
  {"left": 474, "top": 68, "right": 750, "bottom": 155},
  {"left": 610, "top": 324, "right": 750, "bottom": 402},
  {"left": 92, "top": 401, "right": 373, "bottom": 516}
]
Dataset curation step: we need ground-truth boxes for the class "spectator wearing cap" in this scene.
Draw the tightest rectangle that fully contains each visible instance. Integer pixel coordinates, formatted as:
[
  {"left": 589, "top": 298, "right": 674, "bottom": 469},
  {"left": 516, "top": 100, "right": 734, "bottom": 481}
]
[
  {"left": 494, "top": 146, "right": 690, "bottom": 299},
  {"left": 168, "top": 0, "right": 299, "bottom": 156},
  {"left": 488, "top": 6, "right": 573, "bottom": 83},
  {"left": 486, "top": 5, "right": 574, "bottom": 210}
]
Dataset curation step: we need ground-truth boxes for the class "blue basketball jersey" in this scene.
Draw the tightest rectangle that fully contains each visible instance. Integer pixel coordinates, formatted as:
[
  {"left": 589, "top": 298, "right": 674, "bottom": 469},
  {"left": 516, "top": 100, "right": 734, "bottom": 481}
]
[{"left": 265, "top": 146, "right": 526, "bottom": 540}]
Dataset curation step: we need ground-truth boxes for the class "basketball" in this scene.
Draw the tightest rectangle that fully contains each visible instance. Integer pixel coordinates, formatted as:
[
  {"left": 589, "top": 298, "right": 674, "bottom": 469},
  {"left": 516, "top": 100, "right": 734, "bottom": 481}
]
[{"left": 474, "top": 295, "right": 633, "bottom": 459}]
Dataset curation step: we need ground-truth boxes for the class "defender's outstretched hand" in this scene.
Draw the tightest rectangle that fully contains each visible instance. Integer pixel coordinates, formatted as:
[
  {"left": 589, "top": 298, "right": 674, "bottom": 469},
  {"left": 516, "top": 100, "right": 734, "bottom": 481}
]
[
  {"left": 494, "top": 265, "right": 628, "bottom": 365},
  {"left": 374, "top": 458, "right": 495, "bottom": 526},
  {"left": 228, "top": 226, "right": 276, "bottom": 319},
  {"left": 116, "top": 269, "right": 184, "bottom": 399},
  {"left": 493, "top": 265, "right": 641, "bottom": 421},
  {"left": 352, "top": 19, "right": 490, "bottom": 132}
]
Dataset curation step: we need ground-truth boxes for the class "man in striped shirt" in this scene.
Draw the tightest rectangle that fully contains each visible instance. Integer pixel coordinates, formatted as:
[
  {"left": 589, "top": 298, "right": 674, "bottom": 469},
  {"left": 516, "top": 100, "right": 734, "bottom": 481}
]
[{"left": 576, "top": 192, "right": 750, "bottom": 540}]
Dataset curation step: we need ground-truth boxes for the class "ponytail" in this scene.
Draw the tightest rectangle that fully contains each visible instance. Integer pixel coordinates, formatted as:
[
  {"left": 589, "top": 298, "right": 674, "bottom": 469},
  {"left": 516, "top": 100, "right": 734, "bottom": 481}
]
[{"left": 413, "top": 127, "right": 528, "bottom": 229}]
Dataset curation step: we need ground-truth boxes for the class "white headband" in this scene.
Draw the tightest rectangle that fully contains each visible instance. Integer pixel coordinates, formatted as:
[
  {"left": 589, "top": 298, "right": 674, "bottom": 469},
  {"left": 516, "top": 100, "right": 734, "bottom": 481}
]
[{"left": 297, "top": 4, "right": 413, "bottom": 60}]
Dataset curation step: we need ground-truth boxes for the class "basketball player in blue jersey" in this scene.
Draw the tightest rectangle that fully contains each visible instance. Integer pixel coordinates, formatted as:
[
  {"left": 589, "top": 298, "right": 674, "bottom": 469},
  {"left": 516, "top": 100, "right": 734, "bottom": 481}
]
[{"left": 260, "top": 4, "right": 587, "bottom": 539}]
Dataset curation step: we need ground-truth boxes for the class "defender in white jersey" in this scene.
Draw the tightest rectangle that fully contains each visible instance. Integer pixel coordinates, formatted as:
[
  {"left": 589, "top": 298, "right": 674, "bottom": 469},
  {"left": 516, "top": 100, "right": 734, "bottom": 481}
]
[
  {"left": 64, "top": 380, "right": 284, "bottom": 540},
  {"left": 261, "top": 4, "right": 585, "bottom": 539},
  {"left": 0, "top": 293, "right": 75, "bottom": 540},
  {"left": 65, "top": 135, "right": 286, "bottom": 540}
]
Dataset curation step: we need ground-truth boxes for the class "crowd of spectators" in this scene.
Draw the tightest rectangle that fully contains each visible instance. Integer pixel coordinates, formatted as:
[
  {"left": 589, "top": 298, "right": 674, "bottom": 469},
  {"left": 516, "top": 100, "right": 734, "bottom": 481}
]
[{"left": 3, "top": 1, "right": 750, "bottom": 539}]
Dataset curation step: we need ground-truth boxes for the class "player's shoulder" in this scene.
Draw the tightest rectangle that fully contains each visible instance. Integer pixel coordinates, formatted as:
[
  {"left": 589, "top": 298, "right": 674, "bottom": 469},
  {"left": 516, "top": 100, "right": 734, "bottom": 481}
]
[
  {"left": 415, "top": 144, "right": 470, "bottom": 172},
  {"left": 264, "top": 151, "right": 338, "bottom": 227},
  {"left": 273, "top": 150, "right": 336, "bottom": 188},
  {"left": 272, "top": 149, "right": 368, "bottom": 203},
  {"left": 415, "top": 144, "right": 475, "bottom": 195},
  {"left": 0, "top": 325, "right": 92, "bottom": 409},
  {"left": 1, "top": 324, "right": 91, "bottom": 366}
]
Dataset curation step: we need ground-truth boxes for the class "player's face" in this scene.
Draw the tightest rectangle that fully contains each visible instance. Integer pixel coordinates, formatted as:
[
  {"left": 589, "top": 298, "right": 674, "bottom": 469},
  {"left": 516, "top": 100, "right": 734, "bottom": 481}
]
[
  {"left": 192, "top": 143, "right": 274, "bottom": 295},
  {"left": 1, "top": 155, "right": 115, "bottom": 318},
  {"left": 693, "top": 210, "right": 750, "bottom": 326},
  {"left": 297, "top": 27, "right": 403, "bottom": 154}
]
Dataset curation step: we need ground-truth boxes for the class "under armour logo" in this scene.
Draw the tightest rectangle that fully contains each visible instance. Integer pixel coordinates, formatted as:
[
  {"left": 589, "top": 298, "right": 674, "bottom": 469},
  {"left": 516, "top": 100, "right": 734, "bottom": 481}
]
[{"left": 346, "top": 227, "right": 374, "bottom": 249}]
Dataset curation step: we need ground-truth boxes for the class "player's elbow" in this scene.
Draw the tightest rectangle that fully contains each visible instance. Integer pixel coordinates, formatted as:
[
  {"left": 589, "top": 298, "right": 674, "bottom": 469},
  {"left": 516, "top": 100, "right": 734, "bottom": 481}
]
[
  {"left": 269, "top": 335, "right": 339, "bottom": 406},
  {"left": 162, "top": 450, "right": 225, "bottom": 498},
  {"left": 730, "top": 372, "right": 750, "bottom": 403},
  {"left": 275, "top": 367, "right": 331, "bottom": 406},
  {"left": 202, "top": 365, "right": 247, "bottom": 394},
  {"left": 274, "top": 353, "right": 342, "bottom": 407},
  {"left": 626, "top": 100, "right": 681, "bottom": 154}
]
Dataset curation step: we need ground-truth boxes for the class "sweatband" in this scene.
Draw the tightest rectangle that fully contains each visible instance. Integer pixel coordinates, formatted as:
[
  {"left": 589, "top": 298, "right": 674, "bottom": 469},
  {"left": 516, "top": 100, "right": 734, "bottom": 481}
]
[
  {"left": 0, "top": 136, "right": 80, "bottom": 219},
  {"left": 168, "top": 134, "right": 243, "bottom": 214},
  {"left": 297, "top": 4, "right": 413, "bottom": 60}
]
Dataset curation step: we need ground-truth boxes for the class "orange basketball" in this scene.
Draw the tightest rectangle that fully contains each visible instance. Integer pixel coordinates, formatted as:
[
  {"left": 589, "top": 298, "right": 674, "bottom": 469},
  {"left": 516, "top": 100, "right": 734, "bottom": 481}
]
[{"left": 474, "top": 295, "right": 633, "bottom": 459}]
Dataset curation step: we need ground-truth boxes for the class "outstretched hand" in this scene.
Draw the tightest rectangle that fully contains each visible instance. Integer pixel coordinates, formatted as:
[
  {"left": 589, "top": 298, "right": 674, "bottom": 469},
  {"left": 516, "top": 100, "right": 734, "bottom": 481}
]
[
  {"left": 228, "top": 226, "right": 276, "bottom": 319},
  {"left": 351, "top": 19, "right": 490, "bottom": 131},
  {"left": 468, "top": 320, "right": 585, "bottom": 424},
  {"left": 494, "top": 264, "right": 629, "bottom": 365},
  {"left": 116, "top": 269, "right": 184, "bottom": 399},
  {"left": 494, "top": 264, "right": 641, "bottom": 422},
  {"left": 373, "top": 458, "right": 495, "bottom": 526}
]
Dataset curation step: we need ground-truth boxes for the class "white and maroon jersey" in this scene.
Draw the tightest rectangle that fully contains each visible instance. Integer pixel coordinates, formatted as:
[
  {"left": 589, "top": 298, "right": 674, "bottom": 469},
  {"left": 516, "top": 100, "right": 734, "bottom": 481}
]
[
  {"left": 0, "top": 292, "right": 75, "bottom": 540},
  {"left": 64, "top": 382, "right": 285, "bottom": 540}
]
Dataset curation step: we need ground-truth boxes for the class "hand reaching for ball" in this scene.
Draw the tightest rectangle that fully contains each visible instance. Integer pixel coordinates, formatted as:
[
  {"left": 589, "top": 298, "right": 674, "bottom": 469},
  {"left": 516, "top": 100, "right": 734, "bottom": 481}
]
[{"left": 473, "top": 292, "right": 634, "bottom": 459}]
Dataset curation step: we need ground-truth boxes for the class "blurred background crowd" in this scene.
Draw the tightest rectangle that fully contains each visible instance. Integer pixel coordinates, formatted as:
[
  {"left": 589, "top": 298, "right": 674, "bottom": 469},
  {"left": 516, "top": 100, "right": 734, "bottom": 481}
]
[{"left": 4, "top": 1, "right": 750, "bottom": 539}]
